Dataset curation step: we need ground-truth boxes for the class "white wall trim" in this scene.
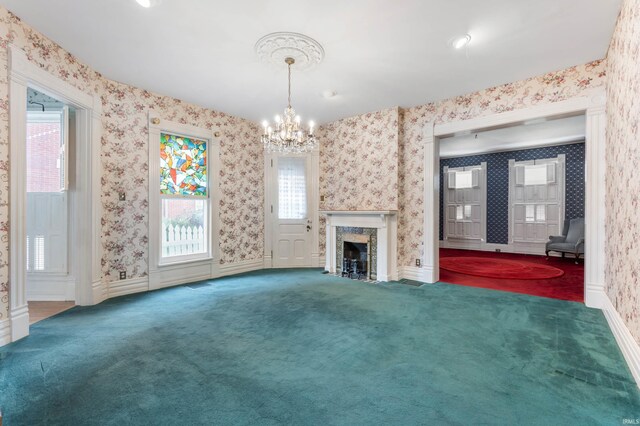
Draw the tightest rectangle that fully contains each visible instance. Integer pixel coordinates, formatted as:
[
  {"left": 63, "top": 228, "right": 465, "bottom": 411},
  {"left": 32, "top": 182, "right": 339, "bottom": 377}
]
[
  {"left": 601, "top": 293, "right": 640, "bottom": 388},
  {"left": 218, "top": 259, "right": 264, "bottom": 277},
  {"left": 8, "top": 44, "right": 103, "bottom": 344},
  {"left": 264, "top": 148, "right": 320, "bottom": 268},
  {"left": 425, "top": 88, "right": 606, "bottom": 309},
  {"left": 321, "top": 210, "right": 398, "bottom": 281},
  {"left": 399, "top": 266, "right": 432, "bottom": 283},
  {"left": 108, "top": 277, "right": 150, "bottom": 298},
  {"left": 439, "top": 239, "right": 569, "bottom": 257},
  {"left": 147, "top": 116, "right": 222, "bottom": 291}
]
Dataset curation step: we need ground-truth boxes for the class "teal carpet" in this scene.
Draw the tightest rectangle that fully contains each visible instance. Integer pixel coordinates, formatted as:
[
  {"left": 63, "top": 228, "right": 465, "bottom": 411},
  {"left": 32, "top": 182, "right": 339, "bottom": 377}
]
[{"left": 1, "top": 269, "right": 639, "bottom": 425}]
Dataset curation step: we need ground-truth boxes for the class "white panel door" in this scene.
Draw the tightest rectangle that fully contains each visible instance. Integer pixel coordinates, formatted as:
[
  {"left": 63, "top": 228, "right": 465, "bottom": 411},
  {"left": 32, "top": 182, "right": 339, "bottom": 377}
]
[
  {"left": 273, "top": 155, "right": 312, "bottom": 267},
  {"left": 443, "top": 164, "right": 486, "bottom": 242},
  {"left": 509, "top": 157, "right": 564, "bottom": 244}
]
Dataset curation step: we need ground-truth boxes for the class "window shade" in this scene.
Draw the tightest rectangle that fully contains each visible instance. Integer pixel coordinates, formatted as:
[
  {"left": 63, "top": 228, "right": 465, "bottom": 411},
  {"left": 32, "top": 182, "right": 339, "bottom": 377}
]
[{"left": 278, "top": 157, "right": 307, "bottom": 219}]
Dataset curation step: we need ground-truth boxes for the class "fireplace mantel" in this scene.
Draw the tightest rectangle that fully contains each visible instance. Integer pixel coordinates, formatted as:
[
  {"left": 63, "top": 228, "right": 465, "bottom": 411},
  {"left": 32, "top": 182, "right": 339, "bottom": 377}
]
[{"left": 321, "top": 210, "right": 398, "bottom": 281}]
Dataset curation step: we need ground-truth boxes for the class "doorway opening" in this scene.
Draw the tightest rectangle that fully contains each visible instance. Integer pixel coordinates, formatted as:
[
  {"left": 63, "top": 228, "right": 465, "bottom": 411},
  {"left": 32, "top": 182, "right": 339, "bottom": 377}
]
[
  {"left": 437, "top": 115, "right": 586, "bottom": 302},
  {"left": 25, "top": 87, "right": 77, "bottom": 321},
  {"left": 423, "top": 91, "right": 607, "bottom": 308},
  {"left": 7, "top": 45, "right": 103, "bottom": 344}
]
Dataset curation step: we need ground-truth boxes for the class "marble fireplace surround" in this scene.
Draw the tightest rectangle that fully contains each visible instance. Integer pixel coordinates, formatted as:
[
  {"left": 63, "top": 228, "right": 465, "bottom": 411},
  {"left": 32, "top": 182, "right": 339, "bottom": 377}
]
[{"left": 321, "top": 211, "right": 398, "bottom": 281}]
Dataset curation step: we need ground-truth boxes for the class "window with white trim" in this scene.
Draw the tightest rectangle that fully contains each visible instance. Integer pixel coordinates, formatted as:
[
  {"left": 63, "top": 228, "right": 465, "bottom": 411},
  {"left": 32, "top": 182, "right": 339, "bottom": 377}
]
[{"left": 159, "top": 132, "right": 209, "bottom": 261}]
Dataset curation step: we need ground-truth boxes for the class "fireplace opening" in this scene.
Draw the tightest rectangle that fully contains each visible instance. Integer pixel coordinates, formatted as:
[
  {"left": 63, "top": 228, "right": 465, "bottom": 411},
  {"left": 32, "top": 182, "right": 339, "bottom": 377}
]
[{"left": 342, "top": 241, "right": 369, "bottom": 280}]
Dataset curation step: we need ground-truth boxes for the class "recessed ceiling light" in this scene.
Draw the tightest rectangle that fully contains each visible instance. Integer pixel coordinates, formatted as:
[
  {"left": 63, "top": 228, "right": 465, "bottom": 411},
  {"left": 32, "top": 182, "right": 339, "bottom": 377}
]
[
  {"left": 136, "top": 0, "right": 152, "bottom": 7},
  {"left": 451, "top": 34, "right": 471, "bottom": 50}
]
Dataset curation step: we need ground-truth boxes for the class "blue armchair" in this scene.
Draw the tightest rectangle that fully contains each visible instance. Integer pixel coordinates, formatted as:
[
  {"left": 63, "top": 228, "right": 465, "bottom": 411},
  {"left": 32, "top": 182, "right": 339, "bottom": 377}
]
[{"left": 546, "top": 218, "right": 584, "bottom": 263}]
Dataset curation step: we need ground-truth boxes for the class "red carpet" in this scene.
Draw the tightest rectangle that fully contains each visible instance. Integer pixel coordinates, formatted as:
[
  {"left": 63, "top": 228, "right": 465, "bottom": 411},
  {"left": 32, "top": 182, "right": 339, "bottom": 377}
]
[
  {"left": 440, "top": 257, "right": 564, "bottom": 279},
  {"left": 439, "top": 248, "right": 584, "bottom": 302}
]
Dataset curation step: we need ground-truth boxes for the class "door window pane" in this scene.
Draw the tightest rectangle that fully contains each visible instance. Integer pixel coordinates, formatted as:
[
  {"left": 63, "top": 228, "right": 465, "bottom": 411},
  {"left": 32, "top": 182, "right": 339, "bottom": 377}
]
[
  {"left": 278, "top": 157, "right": 307, "bottom": 219},
  {"left": 464, "top": 205, "right": 472, "bottom": 219},
  {"left": 456, "top": 205, "right": 463, "bottom": 220},
  {"left": 161, "top": 199, "right": 207, "bottom": 257},
  {"left": 454, "top": 170, "right": 473, "bottom": 189},
  {"left": 525, "top": 205, "right": 535, "bottom": 222},
  {"left": 524, "top": 164, "right": 547, "bottom": 186},
  {"left": 27, "top": 111, "right": 63, "bottom": 193}
]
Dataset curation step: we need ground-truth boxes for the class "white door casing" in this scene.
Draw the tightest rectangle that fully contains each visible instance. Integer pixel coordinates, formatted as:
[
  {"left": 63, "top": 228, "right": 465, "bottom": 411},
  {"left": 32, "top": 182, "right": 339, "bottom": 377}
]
[
  {"left": 8, "top": 44, "right": 103, "bottom": 343},
  {"left": 273, "top": 155, "right": 312, "bottom": 267},
  {"left": 424, "top": 88, "right": 606, "bottom": 309},
  {"left": 264, "top": 149, "right": 320, "bottom": 268}
]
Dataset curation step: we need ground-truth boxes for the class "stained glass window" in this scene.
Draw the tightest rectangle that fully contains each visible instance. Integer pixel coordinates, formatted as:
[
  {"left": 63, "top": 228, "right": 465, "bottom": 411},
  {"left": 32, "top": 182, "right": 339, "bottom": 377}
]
[{"left": 160, "top": 133, "right": 207, "bottom": 196}]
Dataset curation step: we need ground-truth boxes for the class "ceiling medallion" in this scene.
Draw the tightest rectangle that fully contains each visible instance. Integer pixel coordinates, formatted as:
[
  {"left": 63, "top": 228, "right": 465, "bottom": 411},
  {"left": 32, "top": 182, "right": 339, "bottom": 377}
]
[{"left": 255, "top": 32, "right": 324, "bottom": 70}]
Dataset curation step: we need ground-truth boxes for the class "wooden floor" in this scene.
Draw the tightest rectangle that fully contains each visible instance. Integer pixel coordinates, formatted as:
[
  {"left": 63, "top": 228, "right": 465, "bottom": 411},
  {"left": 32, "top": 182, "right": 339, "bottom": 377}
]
[{"left": 28, "top": 301, "right": 75, "bottom": 324}]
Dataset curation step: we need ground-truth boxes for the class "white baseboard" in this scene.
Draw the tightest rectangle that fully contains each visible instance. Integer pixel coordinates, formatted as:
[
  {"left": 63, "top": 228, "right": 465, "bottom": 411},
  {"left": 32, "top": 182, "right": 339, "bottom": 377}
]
[
  {"left": 149, "top": 259, "right": 215, "bottom": 291},
  {"left": 400, "top": 266, "right": 434, "bottom": 283},
  {"left": 601, "top": 291, "right": 640, "bottom": 388},
  {"left": 92, "top": 279, "right": 107, "bottom": 304},
  {"left": 440, "top": 240, "right": 565, "bottom": 257},
  {"left": 585, "top": 284, "right": 608, "bottom": 309},
  {"left": 0, "top": 319, "right": 11, "bottom": 346},
  {"left": 10, "top": 304, "right": 29, "bottom": 342},
  {"left": 218, "top": 258, "right": 263, "bottom": 277},
  {"left": 108, "top": 276, "right": 149, "bottom": 298}
]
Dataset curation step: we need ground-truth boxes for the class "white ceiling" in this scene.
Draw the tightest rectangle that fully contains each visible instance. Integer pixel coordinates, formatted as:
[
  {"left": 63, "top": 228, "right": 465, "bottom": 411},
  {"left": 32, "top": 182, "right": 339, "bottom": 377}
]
[
  {"left": 2, "top": 0, "right": 621, "bottom": 124},
  {"left": 439, "top": 115, "right": 586, "bottom": 158}
]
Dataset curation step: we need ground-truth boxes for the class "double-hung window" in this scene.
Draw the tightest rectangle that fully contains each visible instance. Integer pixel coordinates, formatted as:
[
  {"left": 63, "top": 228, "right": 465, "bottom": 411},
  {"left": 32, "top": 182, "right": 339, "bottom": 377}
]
[{"left": 159, "top": 131, "right": 210, "bottom": 262}]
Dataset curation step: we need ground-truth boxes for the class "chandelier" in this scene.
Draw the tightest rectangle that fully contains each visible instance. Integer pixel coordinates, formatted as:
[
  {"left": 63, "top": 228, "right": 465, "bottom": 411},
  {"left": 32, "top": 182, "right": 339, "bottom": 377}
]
[{"left": 261, "top": 57, "right": 316, "bottom": 153}]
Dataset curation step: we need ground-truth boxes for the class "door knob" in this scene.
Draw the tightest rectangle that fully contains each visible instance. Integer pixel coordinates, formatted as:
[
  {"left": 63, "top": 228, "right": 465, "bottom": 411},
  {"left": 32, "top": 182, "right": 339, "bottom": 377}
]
[{"left": 306, "top": 225, "right": 312, "bottom": 232}]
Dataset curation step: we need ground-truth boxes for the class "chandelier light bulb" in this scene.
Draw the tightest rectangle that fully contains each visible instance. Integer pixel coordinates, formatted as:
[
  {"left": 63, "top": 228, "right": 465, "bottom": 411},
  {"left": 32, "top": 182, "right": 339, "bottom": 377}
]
[{"left": 275, "top": 115, "right": 281, "bottom": 123}]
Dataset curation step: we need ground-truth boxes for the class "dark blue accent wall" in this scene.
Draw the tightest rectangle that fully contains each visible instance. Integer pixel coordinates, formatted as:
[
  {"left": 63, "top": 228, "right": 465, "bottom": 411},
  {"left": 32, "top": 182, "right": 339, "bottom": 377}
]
[{"left": 439, "top": 142, "right": 585, "bottom": 244}]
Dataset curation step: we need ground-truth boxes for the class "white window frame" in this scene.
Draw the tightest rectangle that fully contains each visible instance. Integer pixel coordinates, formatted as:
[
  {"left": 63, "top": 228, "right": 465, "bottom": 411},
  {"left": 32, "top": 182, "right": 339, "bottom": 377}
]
[{"left": 148, "top": 117, "right": 221, "bottom": 270}]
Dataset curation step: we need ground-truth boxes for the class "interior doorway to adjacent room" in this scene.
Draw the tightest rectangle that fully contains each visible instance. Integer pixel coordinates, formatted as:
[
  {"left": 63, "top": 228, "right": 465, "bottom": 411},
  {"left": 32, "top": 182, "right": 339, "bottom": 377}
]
[
  {"left": 436, "top": 115, "right": 586, "bottom": 302},
  {"left": 25, "top": 87, "right": 77, "bottom": 319}
]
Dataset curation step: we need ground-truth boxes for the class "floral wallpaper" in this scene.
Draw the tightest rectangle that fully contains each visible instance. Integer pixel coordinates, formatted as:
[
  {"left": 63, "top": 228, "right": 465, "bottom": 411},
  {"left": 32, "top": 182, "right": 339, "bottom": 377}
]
[
  {"left": 317, "top": 61, "right": 606, "bottom": 266},
  {"left": 0, "top": 3, "right": 621, "bottom": 329},
  {"left": 604, "top": 0, "right": 640, "bottom": 343},
  {"left": 318, "top": 107, "right": 399, "bottom": 211},
  {"left": 100, "top": 80, "right": 263, "bottom": 281},
  {"left": 402, "top": 61, "right": 606, "bottom": 268},
  {"left": 0, "top": 7, "right": 264, "bottom": 321}
]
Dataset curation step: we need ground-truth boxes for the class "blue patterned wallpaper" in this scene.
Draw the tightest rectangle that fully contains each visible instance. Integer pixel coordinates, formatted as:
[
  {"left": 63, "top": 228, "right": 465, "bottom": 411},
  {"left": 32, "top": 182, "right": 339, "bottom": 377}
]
[{"left": 439, "top": 142, "right": 585, "bottom": 244}]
